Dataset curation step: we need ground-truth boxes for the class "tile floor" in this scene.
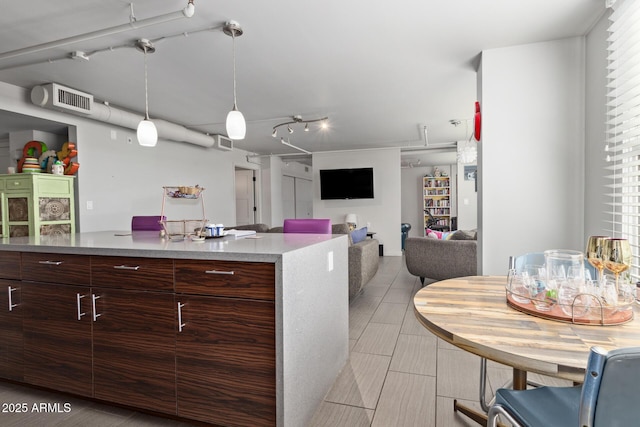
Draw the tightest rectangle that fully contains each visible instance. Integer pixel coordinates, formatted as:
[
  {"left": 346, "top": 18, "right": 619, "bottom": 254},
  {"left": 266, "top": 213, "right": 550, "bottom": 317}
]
[{"left": 0, "top": 256, "right": 570, "bottom": 426}]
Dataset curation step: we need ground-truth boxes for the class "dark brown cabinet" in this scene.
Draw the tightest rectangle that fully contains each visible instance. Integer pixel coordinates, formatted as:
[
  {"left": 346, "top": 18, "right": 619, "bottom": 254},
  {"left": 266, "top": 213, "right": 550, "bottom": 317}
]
[
  {"left": 176, "top": 295, "right": 276, "bottom": 426},
  {"left": 92, "top": 287, "right": 176, "bottom": 414},
  {"left": 22, "top": 282, "right": 92, "bottom": 396},
  {"left": 0, "top": 279, "right": 22, "bottom": 381},
  {"left": 4, "top": 252, "right": 279, "bottom": 426},
  {"left": 175, "top": 259, "right": 276, "bottom": 426}
]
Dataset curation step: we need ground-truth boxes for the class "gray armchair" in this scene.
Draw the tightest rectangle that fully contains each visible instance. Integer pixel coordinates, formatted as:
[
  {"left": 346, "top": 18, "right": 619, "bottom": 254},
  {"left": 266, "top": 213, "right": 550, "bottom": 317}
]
[{"left": 405, "top": 231, "right": 477, "bottom": 284}]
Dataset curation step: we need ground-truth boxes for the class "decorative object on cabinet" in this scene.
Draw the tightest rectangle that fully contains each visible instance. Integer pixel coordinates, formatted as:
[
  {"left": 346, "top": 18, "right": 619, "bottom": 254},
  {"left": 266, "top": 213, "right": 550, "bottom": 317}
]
[
  {"left": 0, "top": 173, "right": 75, "bottom": 238},
  {"left": 160, "top": 186, "right": 207, "bottom": 238},
  {"left": 17, "top": 141, "right": 79, "bottom": 175},
  {"left": 423, "top": 174, "right": 451, "bottom": 234}
]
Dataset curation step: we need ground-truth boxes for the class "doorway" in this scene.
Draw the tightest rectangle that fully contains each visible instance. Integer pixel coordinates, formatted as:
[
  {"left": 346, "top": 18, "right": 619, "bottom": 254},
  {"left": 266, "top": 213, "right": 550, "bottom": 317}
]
[{"left": 234, "top": 168, "right": 256, "bottom": 226}]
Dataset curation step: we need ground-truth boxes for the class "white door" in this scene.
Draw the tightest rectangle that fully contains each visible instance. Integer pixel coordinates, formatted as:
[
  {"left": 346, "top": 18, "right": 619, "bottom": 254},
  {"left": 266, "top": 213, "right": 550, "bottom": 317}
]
[
  {"left": 235, "top": 168, "right": 255, "bottom": 226},
  {"left": 282, "top": 175, "right": 295, "bottom": 220},
  {"left": 295, "top": 178, "right": 312, "bottom": 218}
]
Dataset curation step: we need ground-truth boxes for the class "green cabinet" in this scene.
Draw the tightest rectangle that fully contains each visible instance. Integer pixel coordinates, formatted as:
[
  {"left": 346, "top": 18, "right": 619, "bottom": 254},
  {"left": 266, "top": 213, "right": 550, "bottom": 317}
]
[{"left": 0, "top": 174, "right": 75, "bottom": 238}]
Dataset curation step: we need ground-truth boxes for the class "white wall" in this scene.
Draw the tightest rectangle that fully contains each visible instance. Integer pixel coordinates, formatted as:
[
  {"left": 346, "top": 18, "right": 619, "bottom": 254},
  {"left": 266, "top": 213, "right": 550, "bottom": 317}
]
[
  {"left": 313, "top": 148, "right": 402, "bottom": 256},
  {"left": 584, "top": 11, "right": 609, "bottom": 237},
  {"left": 479, "top": 37, "right": 586, "bottom": 275},
  {"left": 456, "top": 159, "right": 478, "bottom": 231}
]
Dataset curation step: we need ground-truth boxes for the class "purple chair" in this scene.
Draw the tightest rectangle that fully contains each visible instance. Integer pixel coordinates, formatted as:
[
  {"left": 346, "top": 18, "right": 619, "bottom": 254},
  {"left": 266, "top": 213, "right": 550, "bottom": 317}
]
[
  {"left": 283, "top": 219, "right": 332, "bottom": 234},
  {"left": 131, "top": 215, "right": 166, "bottom": 231}
]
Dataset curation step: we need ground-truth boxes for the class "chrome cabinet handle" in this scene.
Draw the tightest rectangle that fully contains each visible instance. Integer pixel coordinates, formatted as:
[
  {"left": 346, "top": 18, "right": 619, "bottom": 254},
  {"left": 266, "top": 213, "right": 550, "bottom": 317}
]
[
  {"left": 38, "top": 260, "right": 63, "bottom": 266},
  {"left": 178, "top": 302, "right": 186, "bottom": 332},
  {"left": 204, "top": 270, "right": 235, "bottom": 275},
  {"left": 76, "top": 293, "right": 86, "bottom": 320},
  {"left": 92, "top": 294, "right": 102, "bottom": 321},
  {"left": 8, "top": 286, "right": 18, "bottom": 311},
  {"left": 113, "top": 265, "right": 140, "bottom": 271}
]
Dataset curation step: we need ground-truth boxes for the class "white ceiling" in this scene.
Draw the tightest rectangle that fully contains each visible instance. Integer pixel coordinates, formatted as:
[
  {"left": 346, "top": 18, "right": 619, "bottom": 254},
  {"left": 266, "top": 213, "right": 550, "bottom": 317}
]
[{"left": 0, "top": 0, "right": 604, "bottom": 163}]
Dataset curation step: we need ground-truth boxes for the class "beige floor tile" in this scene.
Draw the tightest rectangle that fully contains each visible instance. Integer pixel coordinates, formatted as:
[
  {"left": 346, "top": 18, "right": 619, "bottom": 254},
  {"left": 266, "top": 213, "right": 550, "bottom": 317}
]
[
  {"left": 400, "top": 305, "right": 435, "bottom": 337},
  {"left": 361, "top": 284, "right": 391, "bottom": 298},
  {"left": 436, "top": 396, "right": 486, "bottom": 427},
  {"left": 350, "top": 294, "right": 383, "bottom": 315},
  {"left": 389, "top": 333, "right": 437, "bottom": 376},
  {"left": 372, "top": 371, "right": 436, "bottom": 427},
  {"left": 353, "top": 322, "right": 401, "bottom": 356},
  {"left": 350, "top": 307, "right": 374, "bottom": 341},
  {"left": 436, "top": 347, "right": 482, "bottom": 401},
  {"left": 382, "top": 287, "right": 414, "bottom": 304},
  {"left": 324, "top": 351, "right": 391, "bottom": 409},
  {"left": 370, "top": 302, "right": 408, "bottom": 325},
  {"left": 307, "top": 401, "right": 374, "bottom": 427}
]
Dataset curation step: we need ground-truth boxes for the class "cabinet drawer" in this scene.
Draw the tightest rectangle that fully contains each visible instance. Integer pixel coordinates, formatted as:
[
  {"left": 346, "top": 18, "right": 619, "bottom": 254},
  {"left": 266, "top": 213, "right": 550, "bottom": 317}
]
[
  {"left": 21, "top": 252, "right": 90, "bottom": 285},
  {"left": 4, "top": 176, "right": 32, "bottom": 192},
  {"left": 91, "top": 256, "right": 174, "bottom": 291},
  {"left": 0, "top": 251, "right": 21, "bottom": 279},
  {"left": 175, "top": 260, "right": 275, "bottom": 300}
]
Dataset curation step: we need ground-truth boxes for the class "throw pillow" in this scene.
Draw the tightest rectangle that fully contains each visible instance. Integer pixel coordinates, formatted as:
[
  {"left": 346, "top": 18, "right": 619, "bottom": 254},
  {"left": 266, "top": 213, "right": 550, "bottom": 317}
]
[
  {"left": 350, "top": 227, "right": 368, "bottom": 244},
  {"left": 427, "top": 229, "right": 445, "bottom": 239}
]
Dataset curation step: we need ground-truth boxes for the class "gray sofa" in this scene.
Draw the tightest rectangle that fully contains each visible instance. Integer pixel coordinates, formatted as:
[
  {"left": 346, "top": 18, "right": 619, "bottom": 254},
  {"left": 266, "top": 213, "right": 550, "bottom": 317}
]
[
  {"left": 331, "top": 224, "right": 379, "bottom": 300},
  {"left": 227, "top": 223, "right": 379, "bottom": 300},
  {"left": 405, "top": 230, "right": 477, "bottom": 285}
]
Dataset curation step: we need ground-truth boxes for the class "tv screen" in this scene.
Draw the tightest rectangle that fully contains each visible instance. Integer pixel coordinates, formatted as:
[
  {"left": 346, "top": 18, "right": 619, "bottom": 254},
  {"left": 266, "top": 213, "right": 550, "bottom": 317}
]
[{"left": 320, "top": 167, "right": 374, "bottom": 200}]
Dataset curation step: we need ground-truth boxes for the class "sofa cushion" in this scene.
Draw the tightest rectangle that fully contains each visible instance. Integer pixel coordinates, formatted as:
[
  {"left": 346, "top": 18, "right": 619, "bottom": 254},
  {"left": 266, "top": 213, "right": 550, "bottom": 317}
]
[
  {"left": 449, "top": 229, "right": 477, "bottom": 240},
  {"left": 350, "top": 227, "right": 368, "bottom": 244}
]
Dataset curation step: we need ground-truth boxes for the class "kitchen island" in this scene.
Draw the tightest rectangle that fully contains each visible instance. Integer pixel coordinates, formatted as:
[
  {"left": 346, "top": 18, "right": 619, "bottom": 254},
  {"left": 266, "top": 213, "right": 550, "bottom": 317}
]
[{"left": 0, "top": 231, "right": 349, "bottom": 427}]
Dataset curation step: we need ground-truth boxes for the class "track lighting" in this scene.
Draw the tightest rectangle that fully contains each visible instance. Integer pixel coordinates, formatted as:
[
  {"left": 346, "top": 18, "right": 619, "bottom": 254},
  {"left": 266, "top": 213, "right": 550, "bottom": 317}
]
[{"left": 271, "top": 115, "right": 329, "bottom": 137}]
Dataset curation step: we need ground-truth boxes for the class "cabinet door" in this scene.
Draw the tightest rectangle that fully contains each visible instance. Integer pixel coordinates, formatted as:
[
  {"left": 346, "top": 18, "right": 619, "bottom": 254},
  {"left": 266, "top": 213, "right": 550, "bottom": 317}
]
[
  {"left": 0, "top": 279, "right": 22, "bottom": 381},
  {"left": 176, "top": 295, "right": 276, "bottom": 426},
  {"left": 6, "top": 194, "right": 31, "bottom": 237},
  {"left": 22, "top": 282, "right": 92, "bottom": 396},
  {"left": 92, "top": 288, "right": 176, "bottom": 415}
]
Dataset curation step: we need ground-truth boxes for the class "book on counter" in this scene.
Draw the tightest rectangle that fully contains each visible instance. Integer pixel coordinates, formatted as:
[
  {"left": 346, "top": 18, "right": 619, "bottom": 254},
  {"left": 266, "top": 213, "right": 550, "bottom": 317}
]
[{"left": 224, "top": 229, "right": 257, "bottom": 239}]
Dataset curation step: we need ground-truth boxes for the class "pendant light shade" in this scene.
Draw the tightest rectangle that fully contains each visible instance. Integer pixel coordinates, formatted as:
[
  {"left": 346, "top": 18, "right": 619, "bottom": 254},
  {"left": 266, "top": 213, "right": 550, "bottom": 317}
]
[
  {"left": 226, "top": 107, "right": 246, "bottom": 140},
  {"left": 137, "top": 119, "right": 158, "bottom": 147},
  {"left": 136, "top": 39, "right": 157, "bottom": 147},
  {"left": 224, "top": 21, "right": 245, "bottom": 140}
]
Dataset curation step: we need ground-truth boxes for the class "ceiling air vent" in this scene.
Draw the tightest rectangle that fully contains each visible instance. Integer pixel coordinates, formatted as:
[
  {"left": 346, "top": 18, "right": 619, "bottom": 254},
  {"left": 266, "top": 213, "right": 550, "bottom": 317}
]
[
  {"left": 30, "top": 83, "right": 94, "bottom": 115},
  {"left": 215, "top": 135, "right": 233, "bottom": 151}
]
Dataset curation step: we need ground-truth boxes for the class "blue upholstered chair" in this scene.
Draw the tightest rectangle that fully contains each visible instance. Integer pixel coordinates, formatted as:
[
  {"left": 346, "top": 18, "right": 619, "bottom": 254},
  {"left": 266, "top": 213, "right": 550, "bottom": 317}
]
[{"left": 488, "top": 346, "right": 640, "bottom": 427}]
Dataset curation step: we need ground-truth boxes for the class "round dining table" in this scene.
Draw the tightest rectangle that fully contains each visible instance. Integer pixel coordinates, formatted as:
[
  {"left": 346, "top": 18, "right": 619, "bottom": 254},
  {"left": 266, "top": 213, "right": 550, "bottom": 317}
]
[{"left": 413, "top": 275, "right": 640, "bottom": 425}]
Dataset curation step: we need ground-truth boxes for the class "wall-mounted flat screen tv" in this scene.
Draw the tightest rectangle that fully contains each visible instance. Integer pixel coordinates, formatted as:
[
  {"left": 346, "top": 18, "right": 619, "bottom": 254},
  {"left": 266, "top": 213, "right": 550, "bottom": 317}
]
[{"left": 320, "top": 167, "right": 374, "bottom": 200}]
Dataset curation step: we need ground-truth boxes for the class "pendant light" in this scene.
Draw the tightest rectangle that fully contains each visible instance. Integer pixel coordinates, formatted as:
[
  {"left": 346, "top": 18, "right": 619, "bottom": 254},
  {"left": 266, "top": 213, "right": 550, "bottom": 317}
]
[
  {"left": 224, "top": 21, "right": 246, "bottom": 140},
  {"left": 136, "top": 39, "right": 157, "bottom": 147}
]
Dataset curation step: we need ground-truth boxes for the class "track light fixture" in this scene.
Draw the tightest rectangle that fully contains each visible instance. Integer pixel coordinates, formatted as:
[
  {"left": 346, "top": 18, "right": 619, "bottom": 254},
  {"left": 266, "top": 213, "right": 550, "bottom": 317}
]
[{"left": 271, "top": 115, "right": 328, "bottom": 138}]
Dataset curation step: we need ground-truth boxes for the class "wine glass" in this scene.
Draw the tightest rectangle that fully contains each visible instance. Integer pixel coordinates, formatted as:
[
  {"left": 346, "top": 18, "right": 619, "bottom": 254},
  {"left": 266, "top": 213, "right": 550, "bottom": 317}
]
[
  {"left": 602, "top": 238, "right": 632, "bottom": 292},
  {"left": 586, "top": 236, "right": 608, "bottom": 283}
]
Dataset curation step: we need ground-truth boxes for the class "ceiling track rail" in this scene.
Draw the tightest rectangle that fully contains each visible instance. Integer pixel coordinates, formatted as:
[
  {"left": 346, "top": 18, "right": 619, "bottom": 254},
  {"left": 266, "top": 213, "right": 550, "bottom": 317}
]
[{"left": 0, "top": 1, "right": 196, "bottom": 62}]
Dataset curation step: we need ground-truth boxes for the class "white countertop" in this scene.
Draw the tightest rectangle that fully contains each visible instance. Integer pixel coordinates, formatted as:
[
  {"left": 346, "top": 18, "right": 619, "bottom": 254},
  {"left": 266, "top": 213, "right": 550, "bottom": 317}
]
[{"left": 0, "top": 231, "right": 348, "bottom": 262}]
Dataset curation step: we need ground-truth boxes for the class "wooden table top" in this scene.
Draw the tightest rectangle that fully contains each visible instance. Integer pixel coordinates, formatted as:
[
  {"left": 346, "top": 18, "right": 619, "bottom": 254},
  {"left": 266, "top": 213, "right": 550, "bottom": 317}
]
[{"left": 413, "top": 276, "right": 640, "bottom": 383}]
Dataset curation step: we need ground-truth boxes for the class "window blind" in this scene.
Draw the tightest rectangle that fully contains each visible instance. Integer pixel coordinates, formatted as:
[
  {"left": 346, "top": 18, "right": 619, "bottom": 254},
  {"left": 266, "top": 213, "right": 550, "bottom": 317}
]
[{"left": 605, "top": 0, "right": 640, "bottom": 280}]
